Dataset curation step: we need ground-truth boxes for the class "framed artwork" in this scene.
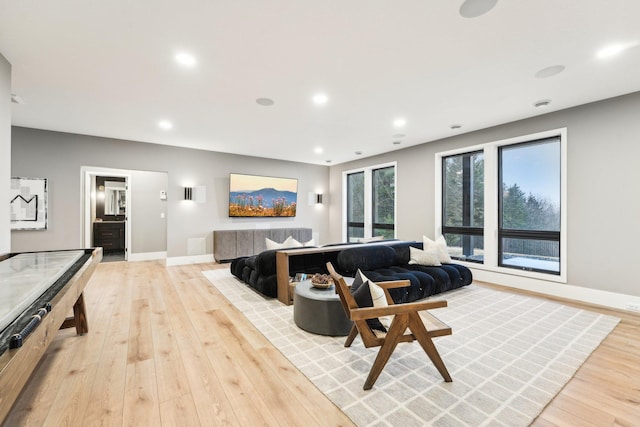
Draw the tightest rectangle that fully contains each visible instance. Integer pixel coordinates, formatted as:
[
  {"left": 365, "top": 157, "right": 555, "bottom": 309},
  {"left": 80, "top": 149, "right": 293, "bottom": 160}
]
[
  {"left": 229, "top": 173, "right": 298, "bottom": 217},
  {"left": 10, "top": 177, "right": 48, "bottom": 230}
]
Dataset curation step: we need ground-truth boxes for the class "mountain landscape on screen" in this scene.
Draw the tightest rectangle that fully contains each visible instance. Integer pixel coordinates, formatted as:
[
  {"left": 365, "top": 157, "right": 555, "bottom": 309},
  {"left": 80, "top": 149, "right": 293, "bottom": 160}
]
[{"left": 229, "top": 173, "right": 298, "bottom": 217}]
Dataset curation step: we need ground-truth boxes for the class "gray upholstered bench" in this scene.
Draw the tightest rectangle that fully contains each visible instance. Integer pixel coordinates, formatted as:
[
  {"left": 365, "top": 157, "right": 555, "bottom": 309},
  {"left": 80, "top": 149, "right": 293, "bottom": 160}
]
[{"left": 293, "top": 279, "right": 353, "bottom": 336}]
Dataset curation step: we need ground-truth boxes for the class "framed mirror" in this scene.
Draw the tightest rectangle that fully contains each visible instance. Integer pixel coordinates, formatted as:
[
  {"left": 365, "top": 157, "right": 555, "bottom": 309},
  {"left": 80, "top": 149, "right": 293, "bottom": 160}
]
[{"left": 104, "top": 181, "right": 126, "bottom": 215}]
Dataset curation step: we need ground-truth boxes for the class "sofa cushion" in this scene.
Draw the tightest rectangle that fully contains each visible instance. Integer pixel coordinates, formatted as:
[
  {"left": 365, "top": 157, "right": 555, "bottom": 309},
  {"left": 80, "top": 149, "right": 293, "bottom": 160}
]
[
  {"left": 337, "top": 245, "right": 396, "bottom": 274},
  {"left": 387, "top": 266, "right": 436, "bottom": 299},
  {"left": 230, "top": 256, "right": 248, "bottom": 279},
  {"left": 255, "top": 250, "right": 278, "bottom": 275}
]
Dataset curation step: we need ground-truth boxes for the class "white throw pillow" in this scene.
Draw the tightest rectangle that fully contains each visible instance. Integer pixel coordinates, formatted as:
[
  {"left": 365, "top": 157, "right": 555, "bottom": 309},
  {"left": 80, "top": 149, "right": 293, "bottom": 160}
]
[
  {"left": 265, "top": 236, "right": 302, "bottom": 250},
  {"left": 423, "top": 235, "right": 452, "bottom": 263},
  {"left": 303, "top": 238, "right": 315, "bottom": 247},
  {"left": 408, "top": 246, "right": 441, "bottom": 266},
  {"left": 265, "top": 237, "right": 282, "bottom": 250},
  {"left": 368, "top": 280, "right": 392, "bottom": 329},
  {"left": 286, "top": 237, "right": 304, "bottom": 248}
]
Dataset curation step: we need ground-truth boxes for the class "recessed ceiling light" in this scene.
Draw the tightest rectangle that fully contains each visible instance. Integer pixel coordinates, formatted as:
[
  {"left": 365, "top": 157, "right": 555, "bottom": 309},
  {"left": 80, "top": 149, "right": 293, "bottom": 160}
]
[
  {"left": 393, "top": 118, "right": 406, "bottom": 128},
  {"left": 533, "top": 99, "right": 551, "bottom": 108},
  {"left": 312, "top": 93, "right": 328, "bottom": 105},
  {"left": 314, "top": 147, "right": 323, "bottom": 154},
  {"left": 355, "top": 151, "right": 363, "bottom": 155},
  {"left": 596, "top": 42, "right": 638, "bottom": 59},
  {"left": 459, "top": 0, "right": 498, "bottom": 18},
  {"left": 535, "top": 65, "right": 566, "bottom": 78},
  {"left": 393, "top": 141, "right": 402, "bottom": 145},
  {"left": 450, "top": 124, "right": 462, "bottom": 130},
  {"left": 256, "top": 97, "right": 275, "bottom": 106},
  {"left": 325, "top": 160, "right": 332, "bottom": 163},
  {"left": 158, "top": 120, "right": 173, "bottom": 130},
  {"left": 175, "top": 52, "right": 197, "bottom": 67}
]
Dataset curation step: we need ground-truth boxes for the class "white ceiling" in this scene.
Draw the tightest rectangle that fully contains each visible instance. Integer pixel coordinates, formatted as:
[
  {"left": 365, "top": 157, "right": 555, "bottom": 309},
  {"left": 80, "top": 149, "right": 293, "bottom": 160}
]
[{"left": 1, "top": 0, "right": 639, "bottom": 165}]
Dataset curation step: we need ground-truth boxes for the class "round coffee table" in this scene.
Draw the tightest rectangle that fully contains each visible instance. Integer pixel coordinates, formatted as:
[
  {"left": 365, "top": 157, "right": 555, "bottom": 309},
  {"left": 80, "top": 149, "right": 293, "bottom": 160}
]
[{"left": 293, "top": 280, "right": 353, "bottom": 336}]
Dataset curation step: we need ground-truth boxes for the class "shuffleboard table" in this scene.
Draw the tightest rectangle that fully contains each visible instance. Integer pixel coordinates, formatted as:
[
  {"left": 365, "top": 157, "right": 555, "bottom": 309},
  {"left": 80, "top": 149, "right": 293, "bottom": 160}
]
[{"left": 0, "top": 247, "right": 102, "bottom": 422}]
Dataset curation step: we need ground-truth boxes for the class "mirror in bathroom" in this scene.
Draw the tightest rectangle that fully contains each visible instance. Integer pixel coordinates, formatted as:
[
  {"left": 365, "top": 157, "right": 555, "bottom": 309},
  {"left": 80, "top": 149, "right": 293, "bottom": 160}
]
[{"left": 104, "top": 181, "right": 126, "bottom": 215}]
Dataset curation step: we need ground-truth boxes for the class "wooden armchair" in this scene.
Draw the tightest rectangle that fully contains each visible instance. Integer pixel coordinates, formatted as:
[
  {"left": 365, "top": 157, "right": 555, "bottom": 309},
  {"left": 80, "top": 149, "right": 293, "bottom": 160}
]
[{"left": 326, "top": 262, "right": 453, "bottom": 390}]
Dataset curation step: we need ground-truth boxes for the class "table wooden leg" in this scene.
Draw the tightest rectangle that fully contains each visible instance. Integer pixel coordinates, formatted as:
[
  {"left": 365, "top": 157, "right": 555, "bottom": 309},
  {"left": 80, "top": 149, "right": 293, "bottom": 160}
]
[
  {"left": 60, "top": 292, "right": 89, "bottom": 335},
  {"left": 276, "top": 252, "right": 292, "bottom": 305}
]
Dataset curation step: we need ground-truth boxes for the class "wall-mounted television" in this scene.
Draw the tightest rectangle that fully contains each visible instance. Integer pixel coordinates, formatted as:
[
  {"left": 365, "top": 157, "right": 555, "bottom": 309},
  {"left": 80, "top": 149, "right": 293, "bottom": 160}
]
[{"left": 229, "top": 173, "right": 298, "bottom": 217}]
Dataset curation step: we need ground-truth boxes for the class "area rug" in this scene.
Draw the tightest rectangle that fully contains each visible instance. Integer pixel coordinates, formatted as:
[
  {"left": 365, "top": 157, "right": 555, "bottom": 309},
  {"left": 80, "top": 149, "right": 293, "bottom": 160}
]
[{"left": 202, "top": 269, "right": 620, "bottom": 427}]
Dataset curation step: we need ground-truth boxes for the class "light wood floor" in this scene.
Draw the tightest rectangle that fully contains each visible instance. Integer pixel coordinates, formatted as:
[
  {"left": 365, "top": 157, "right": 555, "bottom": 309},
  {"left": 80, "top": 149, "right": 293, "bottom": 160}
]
[{"left": 3, "top": 261, "right": 639, "bottom": 426}]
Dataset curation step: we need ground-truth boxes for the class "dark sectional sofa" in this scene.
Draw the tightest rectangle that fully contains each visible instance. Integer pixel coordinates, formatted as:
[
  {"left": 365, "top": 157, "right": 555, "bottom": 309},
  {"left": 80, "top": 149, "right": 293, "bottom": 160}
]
[
  {"left": 230, "top": 247, "right": 341, "bottom": 297},
  {"left": 231, "top": 240, "right": 472, "bottom": 302}
]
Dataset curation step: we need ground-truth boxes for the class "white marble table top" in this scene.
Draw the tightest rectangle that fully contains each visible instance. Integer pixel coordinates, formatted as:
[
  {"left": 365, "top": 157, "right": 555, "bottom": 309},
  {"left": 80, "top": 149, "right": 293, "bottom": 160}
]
[{"left": 0, "top": 250, "right": 84, "bottom": 333}]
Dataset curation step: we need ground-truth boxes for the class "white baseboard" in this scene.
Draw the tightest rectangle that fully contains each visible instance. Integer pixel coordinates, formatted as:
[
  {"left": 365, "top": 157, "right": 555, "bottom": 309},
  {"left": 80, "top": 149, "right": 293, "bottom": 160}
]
[
  {"left": 166, "top": 253, "right": 214, "bottom": 266},
  {"left": 127, "top": 251, "right": 167, "bottom": 262},
  {"left": 471, "top": 268, "right": 640, "bottom": 312}
]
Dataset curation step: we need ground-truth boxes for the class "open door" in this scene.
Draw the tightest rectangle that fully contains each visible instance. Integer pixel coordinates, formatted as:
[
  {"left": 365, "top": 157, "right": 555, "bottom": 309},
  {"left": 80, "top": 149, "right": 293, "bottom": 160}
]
[{"left": 82, "top": 167, "right": 131, "bottom": 262}]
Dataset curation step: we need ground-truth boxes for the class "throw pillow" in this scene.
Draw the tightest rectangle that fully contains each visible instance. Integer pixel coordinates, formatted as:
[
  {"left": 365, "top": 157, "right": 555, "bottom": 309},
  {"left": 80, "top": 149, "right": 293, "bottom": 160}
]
[
  {"left": 286, "top": 237, "right": 304, "bottom": 248},
  {"left": 408, "top": 246, "right": 441, "bottom": 266},
  {"left": 367, "top": 281, "right": 392, "bottom": 330},
  {"left": 265, "top": 237, "right": 282, "bottom": 250},
  {"left": 265, "top": 236, "right": 303, "bottom": 250},
  {"left": 350, "top": 268, "right": 367, "bottom": 291},
  {"left": 435, "top": 235, "right": 453, "bottom": 263},
  {"left": 303, "top": 238, "right": 315, "bottom": 247},
  {"left": 423, "top": 235, "right": 452, "bottom": 263},
  {"left": 350, "top": 269, "right": 387, "bottom": 333}
]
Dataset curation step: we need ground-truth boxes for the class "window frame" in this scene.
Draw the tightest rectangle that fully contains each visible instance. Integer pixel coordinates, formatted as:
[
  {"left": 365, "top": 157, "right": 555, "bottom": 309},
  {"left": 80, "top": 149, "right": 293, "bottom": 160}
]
[
  {"left": 342, "top": 161, "right": 397, "bottom": 242},
  {"left": 435, "top": 128, "right": 567, "bottom": 283}
]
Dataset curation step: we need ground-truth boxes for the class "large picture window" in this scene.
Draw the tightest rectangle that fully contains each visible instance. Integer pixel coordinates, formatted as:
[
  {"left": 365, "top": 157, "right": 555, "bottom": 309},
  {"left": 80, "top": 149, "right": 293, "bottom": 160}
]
[
  {"left": 499, "top": 137, "right": 560, "bottom": 274},
  {"left": 436, "top": 129, "right": 566, "bottom": 280},
  {"left": 344, "top": 163, "right": 396, "bottom": 242}
]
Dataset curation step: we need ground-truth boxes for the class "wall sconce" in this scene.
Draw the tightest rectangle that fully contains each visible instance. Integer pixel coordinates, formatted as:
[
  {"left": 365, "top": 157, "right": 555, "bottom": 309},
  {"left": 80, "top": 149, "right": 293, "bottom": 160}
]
[
  {"left": 184, "top": 186, "right": 206, "bottom": 203},
  {"left": 308, "top": 192, "right": 324, "bottom": 206},
  {"left": 184, "top": 187, "right": 193, "bottom": 200}
]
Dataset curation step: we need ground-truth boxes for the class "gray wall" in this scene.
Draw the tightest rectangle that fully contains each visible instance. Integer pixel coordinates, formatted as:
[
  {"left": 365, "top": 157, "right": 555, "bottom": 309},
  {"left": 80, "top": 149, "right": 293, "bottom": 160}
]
[
  {"left": 0, "top": 53, "right": 10, "bottom": 253},
  {"left": 130, "top": 170, "right": 168, "bottom": 254},
  {"left": 11, "top": 128, "right": 330, "bottom": 258},
  {"left": 329, "top": 91, "right": 640, "bottom": 297}
]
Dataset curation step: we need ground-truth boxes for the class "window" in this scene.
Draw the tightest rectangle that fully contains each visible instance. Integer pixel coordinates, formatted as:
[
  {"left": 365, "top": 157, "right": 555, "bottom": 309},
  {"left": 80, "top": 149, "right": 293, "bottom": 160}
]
[
  {"left": 442, "top": 151, "right": 484, "bottom": 263},
  {"left": 346, "top": 171, "right": 365, "bottom": 241},
  {"left": 344, "top": 163, "right": 396, "bottom": 242},
  {"left": 372, "top": 166, "right": 395, "bottom": 239},
  {"left": 436, "top": 129, "right": 566, "bottom": 280},
  {"left": 499, "top": 137, "right": 561, "bottom": 274}
]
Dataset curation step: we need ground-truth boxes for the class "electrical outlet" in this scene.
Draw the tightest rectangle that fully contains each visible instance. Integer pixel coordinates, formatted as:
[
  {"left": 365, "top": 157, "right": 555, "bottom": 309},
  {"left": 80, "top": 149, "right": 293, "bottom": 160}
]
[{"left": 626, "top": 303, "right": 640, "bottom": 312}]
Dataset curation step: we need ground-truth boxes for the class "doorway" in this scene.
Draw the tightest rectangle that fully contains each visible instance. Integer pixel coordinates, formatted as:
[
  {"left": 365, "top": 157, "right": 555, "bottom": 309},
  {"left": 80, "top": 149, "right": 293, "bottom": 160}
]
[{"left": 82, "top": 167, "right": 131, "bottom": 262}]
